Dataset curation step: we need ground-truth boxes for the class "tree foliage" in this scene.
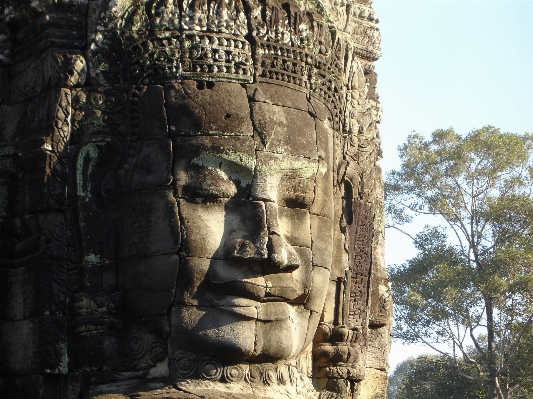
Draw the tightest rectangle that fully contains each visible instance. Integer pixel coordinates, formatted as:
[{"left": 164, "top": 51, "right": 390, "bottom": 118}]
[
  {"left": 386, "top": 126, "right": 533, "bottom": 399},
  {"left": 388, "top": 355, "right": 485, "bottom": 399}
]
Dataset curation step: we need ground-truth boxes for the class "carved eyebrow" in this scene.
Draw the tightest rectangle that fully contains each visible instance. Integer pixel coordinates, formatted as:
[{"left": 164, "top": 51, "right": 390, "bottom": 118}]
[
  {"left": 191, "top": 151, "right": 256, "bottom": 186},
  {"left": 256, "top": 158, "right": 318, "bottom": 179}
]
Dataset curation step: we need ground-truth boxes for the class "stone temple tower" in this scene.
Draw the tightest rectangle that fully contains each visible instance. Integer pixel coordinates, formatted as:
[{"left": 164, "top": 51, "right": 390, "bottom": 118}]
[{"left": 0, "top": 0, "right": 391, "bottom": 398}]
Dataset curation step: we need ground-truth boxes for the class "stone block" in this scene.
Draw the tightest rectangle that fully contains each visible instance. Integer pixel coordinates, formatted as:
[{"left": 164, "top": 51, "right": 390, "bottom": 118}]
[
  {"left": 119, "top": 254, "right": 179, "bottom": 293},
  {"left": 101, "top": 138, "right": 173, "bottom": 195},
  {"left": 365, "top": 324, "right": 392, "bottom": 371},
  {"left": 115, "top": 187, "right": 180, "bottom": 260},
  {"left": 308, "top": 95, "right": 333, "bottom": 122},
  {"left": 311, "top": 121, "right": 334, "bottom": 218},
  {"left": 311, "top": 215, "right": 334, "bottom": 270},
  {"left": 321, "top": 279, "right": 339, "bottom": 325},
  {"left": 120, "top": 321, "right": 169, "bottom": 368},
  {"left": 23, "top": 160, "right": 68, "bottom": 212},
  {"left": 68, "top": 334, "right": 121, "bottom": 373},
  {"left": 71, "top": 85, "right": 168, "bottom": 144},
  {"left": 245, "top": 83, "right": 308, "bottom": 111},
  {"left": 10, "top": 49, "right": 86, "bottom": 103},
  {"left": 122, "top": 290, "right": 176, "bottom": 319},
  {"left": 174, "top": 136, "right": 256, "bottom": 199},
  {"left": 357, "top": 368, "right": 388, "bottom": 399},
  {"left": 0, "top": 315, "right": 67, "bottom": 375},
  {"left": 305, "top": 266, "right": 331, "bottom": 313},
  {"left": 250, "top": 102, "right": 317, "bottom": 159},
  {"left": 0, "top": 211, "right": 67, "bottom": 263},
  {"left": 74, "top": 198, "right": 119, "bottom": 265},
  {"left": 165, "top": 81, "right": 253, "bottom": 136},
  {"left": 0, "top": 375, "right": 60, "bottom": 399},
  {"left": 303, "top": 311, "right": 321, "bottom": 351},
  {"left": 251, "top": 151, "right": 317, "bottom": 208},
  {"left": 174, "top": 257, "right": 211, "bottom": 306},
  {"left": 178, "top": 198, "right": 267, "bottom": 260},
  {"left": 331, "top": 227, "right": 348, "bottom": 279},
  {"left": 0, "top": 101, "right": 28, "bottom": 143},
  {"left": 368, "top": 276, "right": 392, "bottom": 328},
  {"left": 277, "top": 206, "right": 311, "bottom": 248},
  {"left": 0, "top": 260, "right": 67, "bottom": 321}
]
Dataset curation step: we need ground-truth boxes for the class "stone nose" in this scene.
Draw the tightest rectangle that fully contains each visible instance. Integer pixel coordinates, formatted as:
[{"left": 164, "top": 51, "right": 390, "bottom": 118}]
[
  {"left": 223, "top": 230, "right": 268, "bottom": 260},
  {"left": 265, "top": 202, "right": 301, "bottom": 272},
  {"left": 267, "top": 234, "right": 301, "bottom": 272}
]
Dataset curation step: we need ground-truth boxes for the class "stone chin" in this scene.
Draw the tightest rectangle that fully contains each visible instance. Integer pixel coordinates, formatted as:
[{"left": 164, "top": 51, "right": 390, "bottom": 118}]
[{"left": 170, "top": 301, "right": 317, "bottom": 364}]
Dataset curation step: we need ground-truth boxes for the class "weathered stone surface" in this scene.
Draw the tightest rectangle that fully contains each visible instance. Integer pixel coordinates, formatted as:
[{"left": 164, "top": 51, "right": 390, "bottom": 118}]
[
  {"left": 250, "top": 102, "right": 317, "bottom": 159},
  {"left": 253, "top": 307, "right": 311, "bottom": 361},
  {"left": 357, "top": 369, "right": 388, "bottom": 399},
  {"left": 102, "top": 138, "right": 173, "bottom": 195},
  {"left": 311, "top": 215, "right": 334, "bottom": 270},
  {"left": 251, "top": 151, "right": 318, "bottom": 208},
  {"left": 71, "top": 85, "right": 168, "bottom": 144},
  {"left": 10, "top": 49, "right": 86, "bottom": 103},
  {"left": 165, "top": 82, "right": 253, "bottom": 136},
  {"left": 277, "top": 206, "right": 312, "bottom": 248},
  {"left": 0, "top": 260, "right": 67, "bottom": 321},
  {"left": 365, "top": 324, "right": 392, "bottom": 371},
  {"left": 0, "top": 101, "right": 28, "bottom": 142},
  {"left": 174, "top": 135, "right": 256, "bottom": 199},
  {"left": 305, "top": 266, "right": 331, "bottom": 313},
  {"left": 311, "top": 121, "right": 335, "bottom": 218},
  {"left": 245, "top": 83, "right": 309, "bottom": 112},
  {"left": 0, "top": 315, "right": 67, "bottom": 375},
  {"left": 115, "top": 187, "right": 180, "bottom": 259},
  {"left": 169, "top": 305, "right": 256, "bottom": 363},
  {"left": 0, "top": 375, "right": 60, "bottom": 399},
  {"left": 119, "top": 255, "right": 179, "bottom": 317},
  {"left": 179, "top": 198, "right": 267, "bottom": 260}
]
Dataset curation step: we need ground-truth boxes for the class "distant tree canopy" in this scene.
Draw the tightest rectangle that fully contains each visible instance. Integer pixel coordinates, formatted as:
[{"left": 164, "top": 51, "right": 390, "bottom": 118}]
[
  {"left": 387, "top": 355, "right": 485, "bottom": 399},
  {"left": 386, "top": 126, "right": 533, "bottom": 399}
]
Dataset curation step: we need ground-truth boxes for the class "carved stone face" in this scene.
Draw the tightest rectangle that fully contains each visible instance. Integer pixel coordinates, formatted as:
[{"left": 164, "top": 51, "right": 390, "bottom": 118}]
[{"left": 167, "top": 81, "right": 334, "bottom": 366}]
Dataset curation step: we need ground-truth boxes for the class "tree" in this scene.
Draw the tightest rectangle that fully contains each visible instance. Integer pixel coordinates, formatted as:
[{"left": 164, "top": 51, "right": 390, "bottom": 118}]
[
  {"left": 386, "top": 126, "right": 533, "bottom": 399},
  {"left": 388, "top": 355, "right": 485, "bottom": 399}
]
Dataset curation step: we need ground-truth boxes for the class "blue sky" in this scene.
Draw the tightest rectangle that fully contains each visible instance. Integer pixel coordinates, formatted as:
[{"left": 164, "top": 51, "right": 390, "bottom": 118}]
[{"left": 372, "top": 0, "right": 533, "bottom": 371}]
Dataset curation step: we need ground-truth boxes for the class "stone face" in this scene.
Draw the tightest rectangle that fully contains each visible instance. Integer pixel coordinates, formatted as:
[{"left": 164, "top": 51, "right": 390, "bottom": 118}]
[{"left": 0, "top": 0, "right": 390, "bottom": 398}]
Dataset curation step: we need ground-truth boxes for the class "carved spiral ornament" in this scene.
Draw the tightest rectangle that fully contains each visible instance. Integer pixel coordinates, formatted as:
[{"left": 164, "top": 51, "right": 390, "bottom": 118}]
[
  {"left": 223, "top": 364, "right": 245, "bottom": 383},
  {"left": 198, "top": 357, "right": 223, "bottom": 380},
  {"left": 147, "top": 340, "right": 167, "bottom": 365},
  {"left": 171, "top": 350, "right": 197, "bottom": 378},
  {"left": 123, "top": 331, "right": 148, "bottom": 359}
]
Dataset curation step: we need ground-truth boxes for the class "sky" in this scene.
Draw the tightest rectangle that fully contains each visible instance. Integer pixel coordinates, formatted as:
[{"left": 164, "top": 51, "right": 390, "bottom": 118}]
[{"left": 371, "top": 0, "right": 533, "bottom": 372}]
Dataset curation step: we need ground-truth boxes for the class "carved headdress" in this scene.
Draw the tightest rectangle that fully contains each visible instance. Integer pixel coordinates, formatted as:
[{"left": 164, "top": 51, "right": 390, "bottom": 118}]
[{"left": 86, "top": 0, "right": 380, "bottom": 132}]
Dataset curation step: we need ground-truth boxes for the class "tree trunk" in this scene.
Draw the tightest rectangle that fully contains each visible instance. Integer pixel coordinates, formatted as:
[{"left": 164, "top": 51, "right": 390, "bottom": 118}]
[{"left": 486, "top": 298, "right": 499, "bottom": 399}]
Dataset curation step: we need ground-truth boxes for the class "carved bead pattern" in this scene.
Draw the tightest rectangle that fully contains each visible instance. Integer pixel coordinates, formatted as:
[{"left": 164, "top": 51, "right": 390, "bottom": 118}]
[
  {"left": 262, "top": 365, "right": 277, "bottom": 386},
  {"left": 277, "top": 365, "right": 290, "bottom": 385},
  {"left": 168, "top": 352, "right": 309, "bottom": 386}
]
